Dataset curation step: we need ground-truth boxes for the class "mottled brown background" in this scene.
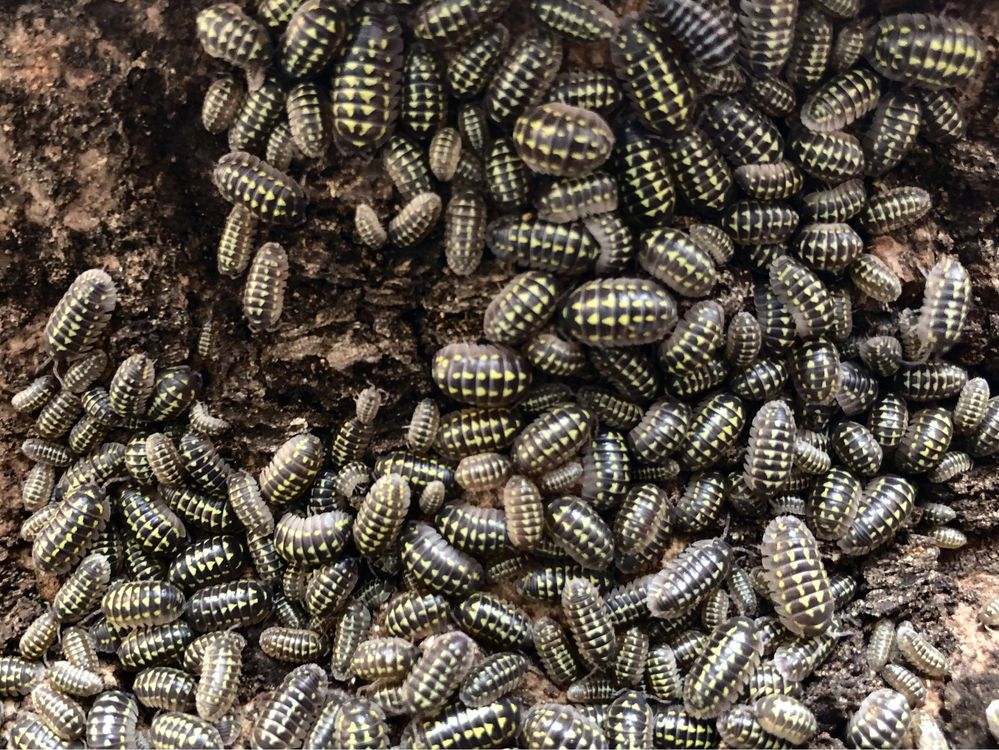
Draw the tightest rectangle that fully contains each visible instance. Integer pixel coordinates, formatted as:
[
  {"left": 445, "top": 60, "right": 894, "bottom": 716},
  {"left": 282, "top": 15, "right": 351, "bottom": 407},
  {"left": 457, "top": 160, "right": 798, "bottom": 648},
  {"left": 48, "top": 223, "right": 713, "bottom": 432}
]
[{"left": 0, "top": 0, "right": 997, "bottom": 745}]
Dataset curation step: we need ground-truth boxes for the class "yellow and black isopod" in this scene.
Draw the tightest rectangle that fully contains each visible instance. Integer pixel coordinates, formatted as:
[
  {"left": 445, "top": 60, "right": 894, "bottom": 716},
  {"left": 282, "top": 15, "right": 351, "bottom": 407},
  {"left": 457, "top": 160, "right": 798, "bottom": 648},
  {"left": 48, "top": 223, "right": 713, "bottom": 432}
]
[
  {"left": 513, "top": 103, "right": 614, "bottom": 178},
  {"left": 250, "top": 663, "right": 328, "bottom": 749},
  {"left": 558, "top": 277, "right": 677, "bottom": 347},
  {"left": 45, "top": 269, "right": 118, "bottom": 359},
  {"left": 279, "top": 0, "right": 348, "bottom": 80},
  {"left": 447, "top": 25, "right": 510, "bottom": 100},
  {"left": 196, "top": 3, "right": 271, "bottom": 69},
  {"left": 610, "top": 15, "right": 697, "bottom": 137},
  {"left": 865, "top": 13, "right": 983, "bottom": 90},
  {"left": 214, "top": 152, "right": 306, "bottom": 225},
  {"left": 32, "top": 483, "right": 110, "bottom": 574},
  {"left": 915, "top": 256, "right": 971, "bottom": 359},
  {"left": 683, "top": 616, "right": 761, "bottom": 719},
  {"left": 330, "top": 10, "right": 403, "bottom": 153},
  {"left": 485, "top": 30, "right": 563, "bottom": 126}
]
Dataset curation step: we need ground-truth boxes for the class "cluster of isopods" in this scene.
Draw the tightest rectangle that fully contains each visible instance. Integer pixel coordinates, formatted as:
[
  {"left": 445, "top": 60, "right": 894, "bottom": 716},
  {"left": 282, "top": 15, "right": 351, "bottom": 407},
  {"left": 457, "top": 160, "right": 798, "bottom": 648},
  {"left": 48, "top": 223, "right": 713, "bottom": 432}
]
[{"left": 5, "top": 0, "right": 999, "bottom": 747}]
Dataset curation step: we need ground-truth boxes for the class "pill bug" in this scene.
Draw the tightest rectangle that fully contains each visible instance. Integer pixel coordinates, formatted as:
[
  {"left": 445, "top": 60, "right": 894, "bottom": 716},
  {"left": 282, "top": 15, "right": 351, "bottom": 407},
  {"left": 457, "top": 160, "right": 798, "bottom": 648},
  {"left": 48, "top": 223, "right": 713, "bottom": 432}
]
[
  {"left": 737, "top": 0, "right": 796, "bottom": 76},
  {"left": 329, "top": 10, "right": 403, "bottom": 153},
  {"left": 485, "top": 30, "right": 563, "bottom": 126},
  {"left": 562, "top": 577, "right": 617, "bottom": 670},
  {"left": 545, "top": 496, "right": 614, "bottom": 570},
  {"left": 201, "top": 76, "right": 246, "bottom": 135},
  {"left": 373, "top": 450, "right": 454, "bottom": 490},
  {"left": 101, "top": 580, "right": 186, "bottom": 630},
  {"left": 919, "top": 89, "right": 967, "bottom": 143},
  {"left": 399, "top": 631, "right": 475, "bottom": 716},
  {"left": 513, "top": 103, "right": 614, "bottom": 179},
  {"left": 438, "top": 191, "right": 488, "bottom": 277},
  {"left": 558, "top": 276, "right": 677, "bottom": 348},
  {"left": 734, "top": 161, "right": 804, "bottom": 202},
  {"left": 87, "top": 689, "right": 139, "bottom": 749},
  {"left": 413, "top": 0, "right": 511, "bottom": 48},
  {"left": 866, "top": 619, "right": 896, "bottom": 673},
  {"left": 531, "top": 615, "right": 581, "bottom": 688},
  {"left": 259, "top": 627, "right": 328, "bottom": 665},
  {"left": 744, "top": 400, "right": 796, "bottom": 497},
  {"left": 577, "top": 387, "right": 641, "bottom": 431},
  {"left": 914, "top": 256, "right": 971, "bottom": 359},
  {"left": 257, "top": 433, "right": 324, "bottom": 510},
  {"left": 521, "top": 703, "right": 607, "bottom": 749},
  {"left": 34, "top": 389, "right": 82, "bottom": 441},
  {"left": 457, "top": 104, "right": 489, "bottom": 155},
  {"left": 214, "top": 151, "right": 306, "bottom": 225},
  {"left": 653, "top": 703, "right": 720, "bottom": 748},
  {"left": 880, "top": 663, "right": 927, "bottom": 708},
  {"left": 673, "top": 473, "right": 725, "bottom": 534},
  {"left": 265, "top": 120, "right": 298, "bottom": 171},
  {"left": 613, "top": 124, "right": 676, "bottom": 226},
  {"left": 648, "top": 0, "right": 737, "bottom": 69},
  {"left": 680, "top": 393, "right": 746, "bottom": 471},
  {"left": 447, "top": 25, "right": 509, "bottom": 101},
  {"left": 33, "top": 483, "right": 110, "bottom": 574},
  {"left": 354, "top": 204, "right": 388, "bottom": 250},
  {"left": 793, "top": 222, "right": 865, "bottom": 274},
  {"left": 118, "top": 619, "right": 195, "bottom": 670},
  {"left": 547, "top": 69, "right": 623, "bottom": 114},
  {"left": 755, "top": 694, "right": 818, "bottom": 745},
  {"left": 723, "top": 200, "right": 799, "bottom": 247},
  {"left": 612, "top": 17, "right": 698, "bottom": 137},
  {"left": 894, "top": 407, "right": 953, "bottom": 474},
  {"left": 428, "top": 127, "right": 462, "bottom": 183},
  {"left": 12, "top": 374, "right": 58, "bottom": 414},
  {"left": 790, "top": 129, "right": 866, "bottom": 183},
  {"left": 968, "top": 398, "right": 999, "bottom": 457},
  {"left": 839, "top": 474, "right": 916, "bottom": 555},
  {"left": 801, "top": 68, "right": 882, "bottom": 134},
  {"left": 535, "top": 173, "right": 618, "bottom": 225},
  {"left": 862, "top": 91, "right": 922, "bottom": 177},
  {"left": 704, "top": 97, "right": 784, "bottom": 167},
  {"left": 453, "top": 592, "right": 532, "bottom": 651},
  {"left": 185, "top": 580, "right": 272, "bottom": 632},
  {"left": 387, "top": 192, "right": 442, "bottom": 248},
  {"left": 819, "top": 14, "right": 857, "bottom": 69},
  {"left": 785, "top": 5, "right": 833, "bottom": 89},
  {"left": 761, "top": 516, "right": 835, "bottom": 637},
  {"left": 225, "top": 471, "right": 273, "bottom": 537},
  {"left": 351, "top": 474, "right": 409, "bottom": 557},
  {"left": 45, "top": 269, "right": 118, "bottom": 358},
  {"left": 846, "top": 688, "right": 911, "bottom": 749},
  {"left": 283, "top": 84, "right": 331, "bottom": 161},
  {"left": 8, "top": 712, "right": 67, "bottom": 750},
  {"left": 108, "top": 355, "right": 153, "bottom": 420},
  {"left": 17, "top": 609, "right": 57, "bottom": 661},
  {"left": 53, "top": 552, "right": 112, "bottom": 623},
  {"left": 683, "top": 616, "right": 762, "bottom": 719},
  {"left": 529, "top": 0, "right": 618, "bottom": 41},
  {"left": 383, "top": 135, "right": 434, "bottom": 201},
  {"left": 133, "top": 667, "right": 196, "bottom": 712},
  {"left": 328, "top": 600, "right": 372, "bottom": 680},
  {"left": 149, "top": 711, "right": 224, "bottom": 750},
  {"left": 61, "top": 627, "right": 100, "bottom": 674},
  {"left": 954, "top": 377, "right": 990, "bottom": 434},
  {"left": 196, "top": 3, "right": 270, "bottom": 69},
  {"left": 639, "top": 227, "right": 718, "bottom": 299},
  {"left": 649, "top": 537, "right": 732, "bottom": 618},
  {"left": 400, "top": 522, "right": 484, "bottom": 597},
  {"left": 47, "top": 660, "right": 102, "bottom": 697},
  {"left": 511, "top": 404, "right": 594, "bottom": 475},
  {"left": 304, "top": 557, "right": 360, "bottom": 622},
  {"left": 895, "top": 621, "right": 949, "bottom": 677},
  {"left": 250, "top": 663, "right": 328, "bottom": 748},
  {"left": 431, "top": 342, "right": 531, "bottom": 408},
  {"left": 865, "top": 13, "right": 983, "bottom": 90}
]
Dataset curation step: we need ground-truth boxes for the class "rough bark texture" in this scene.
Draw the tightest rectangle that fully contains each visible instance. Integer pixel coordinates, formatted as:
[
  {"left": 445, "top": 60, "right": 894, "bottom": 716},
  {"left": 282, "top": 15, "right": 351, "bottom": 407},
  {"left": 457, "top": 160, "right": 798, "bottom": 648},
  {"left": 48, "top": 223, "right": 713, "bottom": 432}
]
[{"left": 0, "top": 0, "right": 997, "bottom": 745}]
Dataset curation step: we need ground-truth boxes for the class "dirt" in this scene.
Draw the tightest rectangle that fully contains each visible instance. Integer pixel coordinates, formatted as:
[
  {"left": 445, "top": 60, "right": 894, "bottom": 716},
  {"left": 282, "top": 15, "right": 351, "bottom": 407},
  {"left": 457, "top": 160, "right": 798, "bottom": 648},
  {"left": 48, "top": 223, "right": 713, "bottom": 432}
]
[{"left": 0, "top": 0, "right": 998, "bottom": 746}]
